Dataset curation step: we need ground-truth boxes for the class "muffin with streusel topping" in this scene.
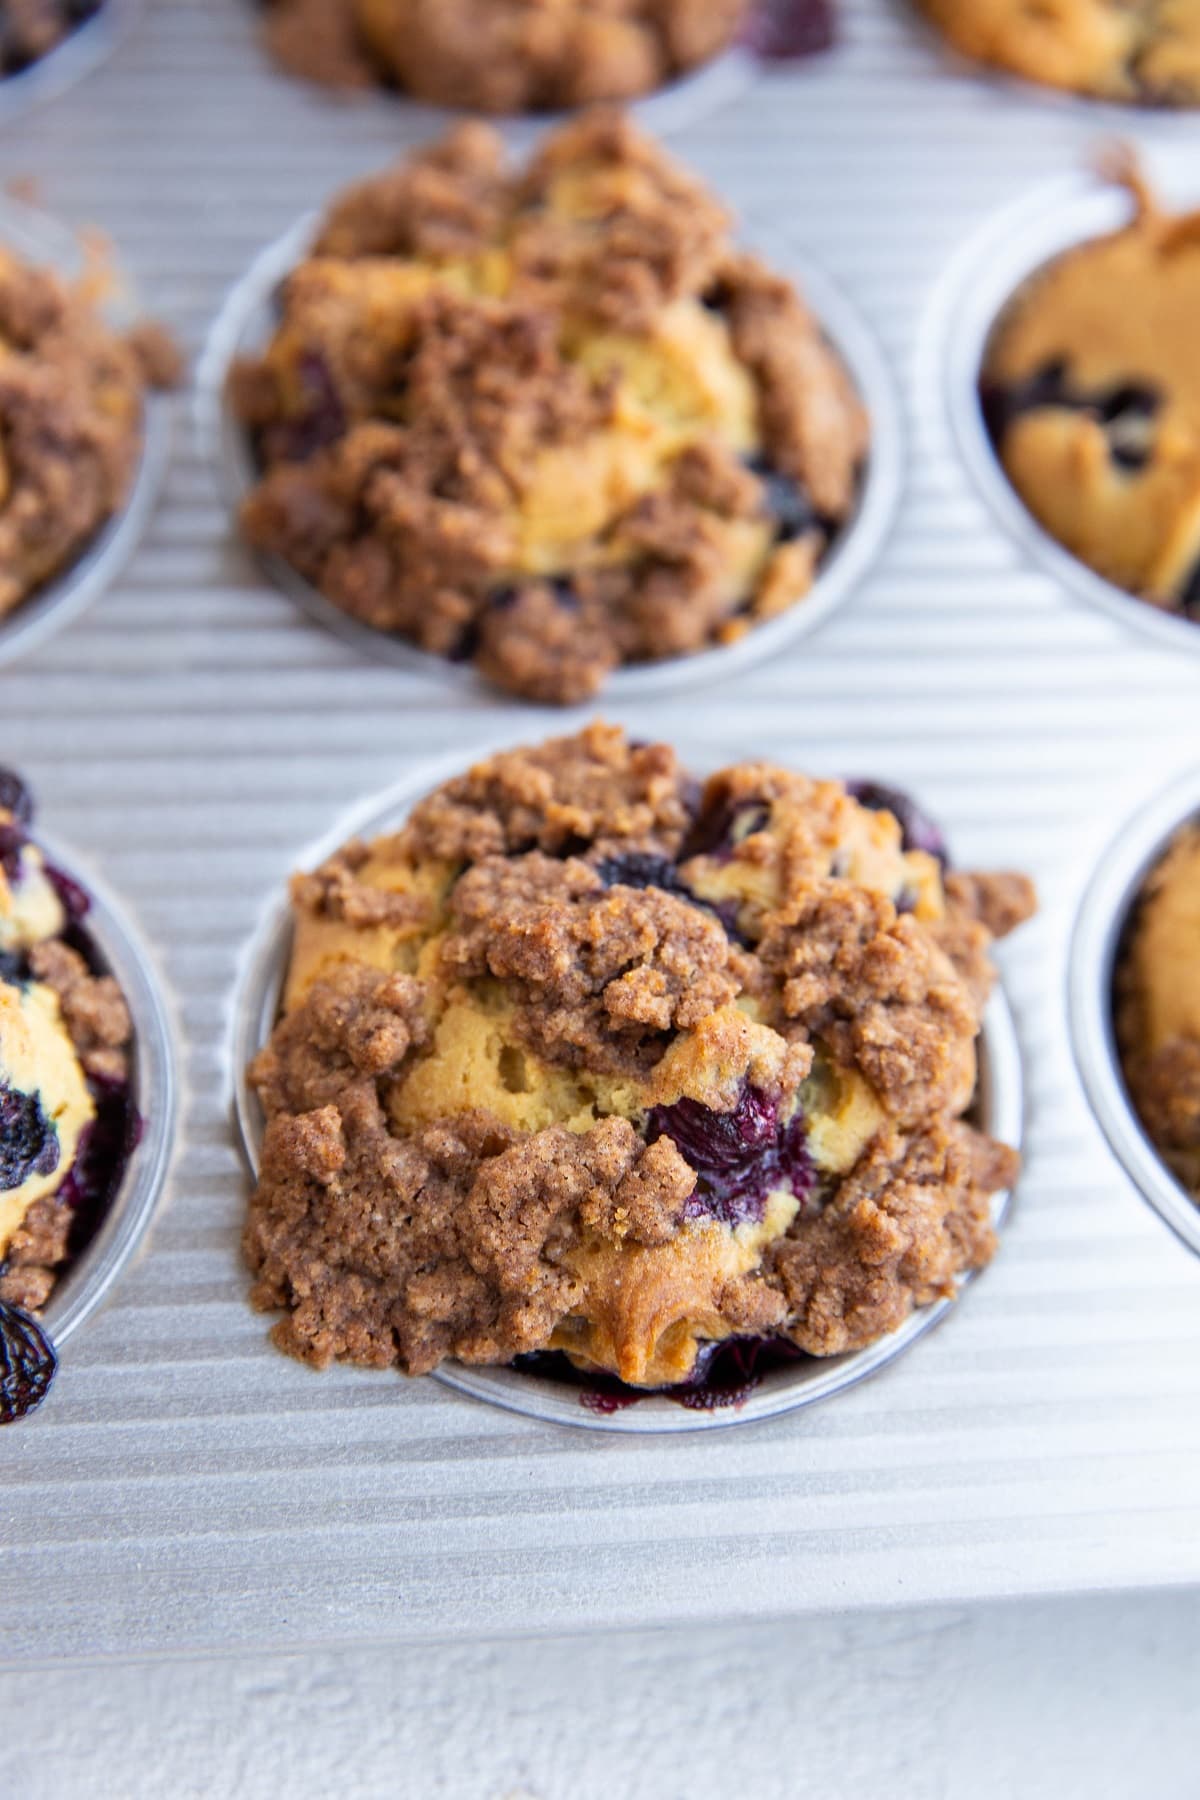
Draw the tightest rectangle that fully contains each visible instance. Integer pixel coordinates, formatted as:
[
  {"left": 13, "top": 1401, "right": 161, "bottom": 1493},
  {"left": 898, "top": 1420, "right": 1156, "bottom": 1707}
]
[
  {"left": 244, "top": 724, "right": 1034, "bottom": 1393},
  {"left": 0, "top": 238, "right": 181, "bottom": 626},
  {"left": 981, "top": 164, "right": 1200, "bottom": 623},
  {"left": 260, "top": 0, "right": 753, "bottom": 110},
  {"left": 0, "top": 769, "right": 139, "bottom": 1328},
  {"left": 230, "top": 113, "right": 868, "bottom": 704}
]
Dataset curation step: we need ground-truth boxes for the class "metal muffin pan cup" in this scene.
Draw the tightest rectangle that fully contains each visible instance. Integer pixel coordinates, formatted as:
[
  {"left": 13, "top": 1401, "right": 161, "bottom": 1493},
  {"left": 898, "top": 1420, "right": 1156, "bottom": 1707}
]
[
  {"left": 0, "top": 0, "right": 143, "bottom": 125},
  {"left": 231, "top": 742, "right": 1023, "bottom": 1435},
  {"left": 27, "top": 828, "right": 180, "bottom": 1347},
  {"left": 196, "top": 213, "right": 901, "bottom": 703},
  {"left": 924, "top": 151, "right": 1200, "bottom": 659},
  {"left": 1069, "top": 766, "right": 1200, "bottom": 1262},
  {"left": 0, "top": 190, "right": 174, "bottom": 669}
]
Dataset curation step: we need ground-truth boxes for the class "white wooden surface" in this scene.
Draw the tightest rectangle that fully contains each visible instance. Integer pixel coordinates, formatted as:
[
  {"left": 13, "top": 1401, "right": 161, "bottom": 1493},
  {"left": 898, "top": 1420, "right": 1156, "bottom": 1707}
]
[{"left": 8, "top": 1594, "right": 1198, "bottom": 1797}]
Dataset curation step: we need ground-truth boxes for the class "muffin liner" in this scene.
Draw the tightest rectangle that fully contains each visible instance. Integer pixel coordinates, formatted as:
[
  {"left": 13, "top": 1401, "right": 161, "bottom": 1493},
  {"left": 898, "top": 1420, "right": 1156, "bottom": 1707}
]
[
  {"left": 0, "top": 0, "right": 143, "bottom": 124},
  {"left": 1069, "top": 766, "right": 1200, "bottom": 1263},
  {"left": 923, "top": 153, "right": 1200, "bottom": 659},
  {"left": 197, "top": 215, "right": 901, "bottom": 704},
  {"left": 231, "top": 744, "right": 1024, "bottom": 1435},
  {"left": 0, "top": 191, "right": 174, "bottom": 669},
  {"left": 26, "top": 827, "right": 180, "bottom": 1347}
]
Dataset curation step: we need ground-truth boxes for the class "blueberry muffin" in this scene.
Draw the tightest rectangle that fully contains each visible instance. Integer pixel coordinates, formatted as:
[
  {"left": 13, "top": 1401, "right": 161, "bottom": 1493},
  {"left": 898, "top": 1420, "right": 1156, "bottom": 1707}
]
[
  {"left": 916, "top": 1, "right": 1200, "bottom": 105},
  {"left": 1117, "top": 821, "right": 1200, "bottom": 1201},
  {"left": 260, "top": 0, "right": 752, "bottom": 109},
  {"left": 0, "top": 242, "right": 181, "bottom": 624},
  {"left": 0, "top": 771, "right": 138, "bottom": 1318},
  {"left": 231, "top": 114, "right": 867, "bottom": 704},
  {"left": 244, "top": 724, "right": 1035, "bottom": 1392},
  {"left": 0, "top": 0, "right": 104, "bottom": 76},
  {"left": 981, "top": 165, "right": 1200, "bottom": 621}
]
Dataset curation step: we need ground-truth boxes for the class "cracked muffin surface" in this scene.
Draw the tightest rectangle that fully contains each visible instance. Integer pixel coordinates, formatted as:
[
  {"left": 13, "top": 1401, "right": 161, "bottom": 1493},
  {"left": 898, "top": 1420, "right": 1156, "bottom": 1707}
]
[
  {"left": 0, "top": 772, "right": 138, "bottom": 1315},
  {"left": 230, "top": 113, "right": 867, "bottom": 704},
  {"left": 1117, "top": 820, "right": 1200, "bottom": 1201},
  {"left": 981, "top": 165, "right": 1200, "bottom": 622},
  {"left": 917, "top": 1, "right": 1200, "bottom": 106},
  {"left": 244, "top": 723, "right": 1034, "bottom": 1391},
  {"left": 260, "top": 0, "right": 752, "bottom": 110},
  {"left": 0, "top": 238, "right": 181, "bottom": 624}
]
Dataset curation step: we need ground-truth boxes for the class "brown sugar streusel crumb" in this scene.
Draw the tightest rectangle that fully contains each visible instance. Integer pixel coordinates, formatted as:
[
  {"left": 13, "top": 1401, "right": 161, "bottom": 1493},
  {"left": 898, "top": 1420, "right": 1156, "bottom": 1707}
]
[
  {"left": 0, "top": 242, "right": 183, "bottom": 623},
  {"left": 231, "top": 112, "right": 868, "bottom": 705},
  {"left": 244, "top": 723, "right": 1035, "bottom": 1391},
  {"left": 260, "top": 0, "right": 753, "bottom": 111}
]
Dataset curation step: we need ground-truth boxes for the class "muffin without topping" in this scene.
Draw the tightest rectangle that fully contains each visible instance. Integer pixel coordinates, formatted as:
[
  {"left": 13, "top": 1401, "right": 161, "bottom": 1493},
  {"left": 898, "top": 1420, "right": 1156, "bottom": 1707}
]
[
  {"left": 231, "top": 113, "right": 868, "bottom": 704},
  {"left": 0, "top": 239, "right": 181, "bottom": 624},
  {"left": 260, "top": 0, "right": 752, "bottom": 110},
  {"left": 981, "top": 165, "right": 1200, "bottom": 623},
  {"left": 244, "top": 723, "right": 1035, "bottom": 1392},
  {"left": 917, "top": 0, "right": 1200, "bottom": 106},
  {"left": 1117, "top": 821, "right": 1200, "bottom": 1201}
]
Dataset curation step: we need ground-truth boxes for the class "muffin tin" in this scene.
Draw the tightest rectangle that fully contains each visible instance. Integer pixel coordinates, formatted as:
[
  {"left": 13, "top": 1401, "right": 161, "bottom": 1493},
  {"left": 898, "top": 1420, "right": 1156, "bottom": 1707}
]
[
  {"left": 4, "top": 0, "right": 1200, "bottom": 1663},
  {"left": 0, "top": 190, "right": 173, "bottom": 668},
  {"left": 1070, "top": 767, "right": 1200, "bottom": 1263},
  {"left": 231, "top": 749, "right": 1023, "bottom": 1434},
  {"left": 197, "top": 216, "right": 899, "bottom": 700}
]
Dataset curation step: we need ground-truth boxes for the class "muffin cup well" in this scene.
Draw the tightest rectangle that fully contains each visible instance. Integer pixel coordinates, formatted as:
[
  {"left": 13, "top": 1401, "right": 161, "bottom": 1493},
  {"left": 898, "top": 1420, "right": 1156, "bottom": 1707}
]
[
  {"left": 0, "top": 0, "right": 143, "bottom": 124},
  {"left": 198, "top": 216, "right": 900, "bottom": 704},
  {"left": 923, "top": 157, "right": 1200, "bottom": 659},
  {"left": 231, "top": 746, "right": 1024, "bottom": 1435},
  {"left": 26, "top": 827, "right": 179, "bottom": 1346},
  {"left": 0, "top": 192, "right": 173, "bottom": 669},
  {"left": 1069, "top": 766, "right": 1200, "bottom": 1262}
]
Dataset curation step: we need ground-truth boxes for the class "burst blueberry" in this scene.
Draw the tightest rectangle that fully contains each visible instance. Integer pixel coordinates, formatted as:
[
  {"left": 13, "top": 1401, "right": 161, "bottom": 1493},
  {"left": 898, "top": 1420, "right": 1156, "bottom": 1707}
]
[{"left": 649, "top": 1081, "right": 811, "bottom": 1228}]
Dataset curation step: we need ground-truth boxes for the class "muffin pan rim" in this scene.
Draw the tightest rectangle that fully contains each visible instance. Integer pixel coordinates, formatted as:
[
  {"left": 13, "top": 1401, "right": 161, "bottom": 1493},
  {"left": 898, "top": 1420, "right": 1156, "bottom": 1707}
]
[
  {"left": 229, "top": 738, "right": 1025, "bottom": 1435},
  {"left": 0, "top": 0, "right": 144, "bottom": 126},
  {"left": 1069, "top": 763, "right": 1200, "bottom": 1263},
  {"left": 0, "top": 190, "right": 175, "bottom": 671},
  {"left": 926, "top": 157, "right": 1200, "bottom": 658},
  {"left": 24, "top": 824, "right": 181, "bottom": 1347},
  {"left": 196, "top": 206, "right": 902, "bottom": 704}
]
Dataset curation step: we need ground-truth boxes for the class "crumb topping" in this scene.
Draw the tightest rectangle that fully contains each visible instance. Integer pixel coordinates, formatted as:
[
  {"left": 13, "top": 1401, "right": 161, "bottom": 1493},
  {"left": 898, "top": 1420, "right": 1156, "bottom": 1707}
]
[
  {"left": 0, "top": 243, "right": 181, "bottom": 623},
  {"left": 232, "top": 114, "right": 867, "bottom": 703},
  {"left": 261, "top": 0, "right": 753, "bottom": 112},
  {"left": 244, "top": 726, "right": 1034, "bottom": 1389}
]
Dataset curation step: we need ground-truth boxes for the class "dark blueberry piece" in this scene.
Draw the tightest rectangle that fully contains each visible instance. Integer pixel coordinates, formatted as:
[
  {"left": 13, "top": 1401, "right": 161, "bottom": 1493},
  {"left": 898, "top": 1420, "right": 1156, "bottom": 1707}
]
[
  {"left": 0, "top": 768, "right": 33, "bottom": 826},
  {"left": 1096, "top": 383, "right": 1160, "bottom": 425},
  {"left": 550, "top": 577, "right": 580, "bottom": 612},
  {"left": 57, "top": 1076, "right": 140, "bottom": 1256},
  {"left": 649, "top": 1081, "right": 811, "bottom": 1228},
  {"left": 261, "top": 352, "right": 345, "bottom": 464},
  {"left": 596, "top": 851, "right": 688, "bottom": 895},
  {"left": 846, "top": 779, "right": 948, "bottom": 867},
  {"left": 0, "top": 950, "right": 27, "bottom": 986},
  {"left": 0, "top": 1301, "right": 57, "bottom": 1424},
  {"left": 488, "top": 586, "right": 519, "bottom": 613},
  {"left": 46, "top": 863, "right": 91, "bottom": 922},
  {"left": 746, "top": 455, "right": 819, "bottom": 544},
  {"left": 1178, "top": 559, "right": 1200, "bottom": 623},
  {"left": 981, "top": 359, "right": 1163, "bottom": 476},
  {"left": 742, "top": 0, "right": 836, "bottom": 58},
  {"left": 0, "top": 1085, "right": 60, "bottom": 1192},
  {"left": 0, "top": 821, "right": 25, "bottom": 885},
  {"left": 682, "top": 798, "right": 771, "bottom": 863},
  {"left": 449, "top": 619, "right": 482, "bottom": 664}
]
